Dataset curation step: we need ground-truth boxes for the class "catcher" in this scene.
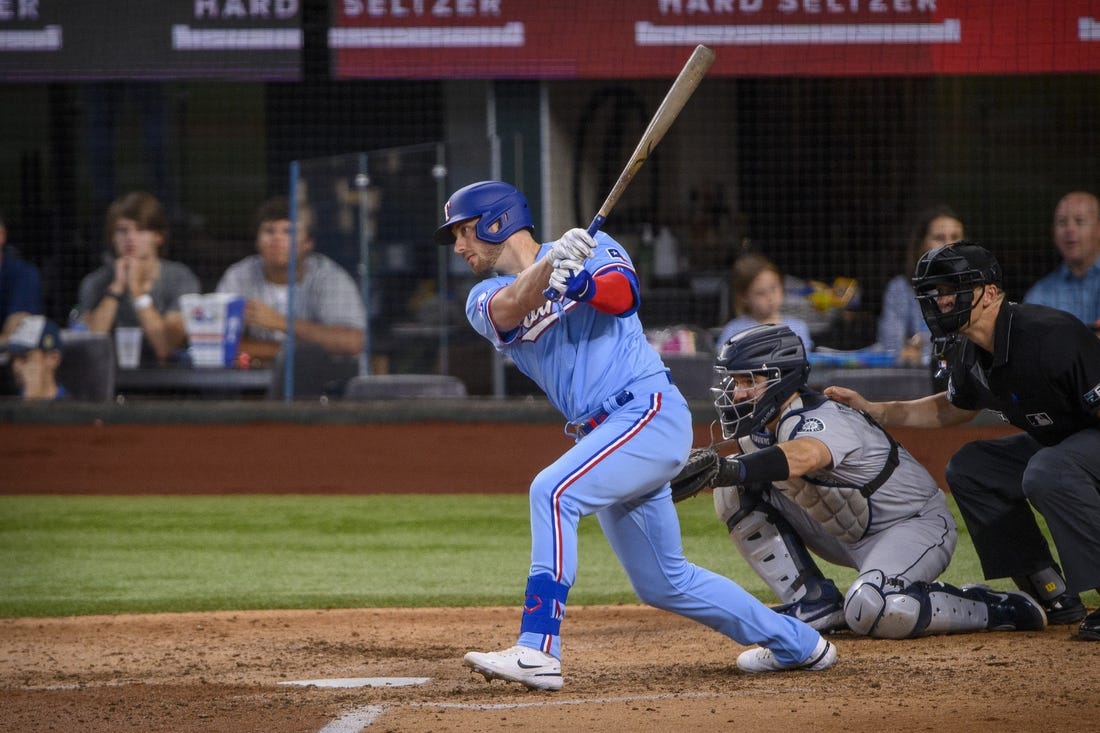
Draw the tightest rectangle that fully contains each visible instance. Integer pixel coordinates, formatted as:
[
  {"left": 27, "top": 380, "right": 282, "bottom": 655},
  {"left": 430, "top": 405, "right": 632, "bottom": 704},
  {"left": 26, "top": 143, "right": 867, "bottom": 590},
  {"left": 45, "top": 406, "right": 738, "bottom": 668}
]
[{"left": 672, "top": 323, "right": 1047, "bottom": 638}]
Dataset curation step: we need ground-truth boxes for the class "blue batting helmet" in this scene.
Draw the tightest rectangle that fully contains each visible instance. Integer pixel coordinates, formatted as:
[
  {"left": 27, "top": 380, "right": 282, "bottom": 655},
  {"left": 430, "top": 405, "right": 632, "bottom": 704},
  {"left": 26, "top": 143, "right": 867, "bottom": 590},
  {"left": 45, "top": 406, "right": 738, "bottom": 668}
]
[{"left": 434, "top": 181, "right": 534, "bottom": 246}]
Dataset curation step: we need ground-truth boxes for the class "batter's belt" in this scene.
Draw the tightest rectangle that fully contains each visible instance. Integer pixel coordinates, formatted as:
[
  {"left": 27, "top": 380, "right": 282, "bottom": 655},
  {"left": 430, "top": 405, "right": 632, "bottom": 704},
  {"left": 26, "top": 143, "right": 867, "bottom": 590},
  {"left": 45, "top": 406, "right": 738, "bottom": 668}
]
[{"left": 565, "top": 371, "right": 675, "bottom": 439}]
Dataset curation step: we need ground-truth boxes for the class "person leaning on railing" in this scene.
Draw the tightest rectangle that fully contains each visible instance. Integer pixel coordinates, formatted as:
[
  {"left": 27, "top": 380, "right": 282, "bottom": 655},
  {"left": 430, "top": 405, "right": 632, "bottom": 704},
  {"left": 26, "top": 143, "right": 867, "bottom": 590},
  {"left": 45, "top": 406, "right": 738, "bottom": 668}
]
[{"left": 76, "top": 191, "right": 199, "bottom": 366}]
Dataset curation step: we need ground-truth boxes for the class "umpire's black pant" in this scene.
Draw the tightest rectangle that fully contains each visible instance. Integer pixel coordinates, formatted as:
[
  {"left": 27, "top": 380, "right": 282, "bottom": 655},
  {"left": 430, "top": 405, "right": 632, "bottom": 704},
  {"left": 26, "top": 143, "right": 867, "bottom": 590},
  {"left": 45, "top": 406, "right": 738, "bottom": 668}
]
[{"left": 945, "top": 429, "right": 1100, "bottom": 595}]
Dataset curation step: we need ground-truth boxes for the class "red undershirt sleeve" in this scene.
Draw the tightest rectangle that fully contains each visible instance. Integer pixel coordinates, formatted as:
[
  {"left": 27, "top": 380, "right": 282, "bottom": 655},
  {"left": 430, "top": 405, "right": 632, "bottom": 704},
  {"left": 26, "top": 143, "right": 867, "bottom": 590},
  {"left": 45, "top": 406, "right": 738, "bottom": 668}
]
[{"left": 587, "top": 270, "right": 638, "bottom": 316}]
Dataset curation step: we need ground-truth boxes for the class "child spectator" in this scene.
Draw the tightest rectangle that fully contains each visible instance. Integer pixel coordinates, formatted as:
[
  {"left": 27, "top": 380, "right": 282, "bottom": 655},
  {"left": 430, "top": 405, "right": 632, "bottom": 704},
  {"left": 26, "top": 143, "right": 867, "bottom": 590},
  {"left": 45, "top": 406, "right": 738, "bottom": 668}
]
[
  {"left": 5, "top": 316, "right": 67, "bottom": 400},
  {"left": 716, "top": 252, "right": 813, "bottom": 351}
]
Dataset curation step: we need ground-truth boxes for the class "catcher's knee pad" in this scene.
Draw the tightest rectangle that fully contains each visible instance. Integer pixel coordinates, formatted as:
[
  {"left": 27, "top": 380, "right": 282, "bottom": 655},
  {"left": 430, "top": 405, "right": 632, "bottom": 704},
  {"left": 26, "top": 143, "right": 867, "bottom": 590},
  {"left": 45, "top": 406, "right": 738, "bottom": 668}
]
[
  {"left": 845, "top": 570, "right": 923, "bottom": 638},
  {"left": 714, "top": 485, "right": 812, "bottom": 604}
]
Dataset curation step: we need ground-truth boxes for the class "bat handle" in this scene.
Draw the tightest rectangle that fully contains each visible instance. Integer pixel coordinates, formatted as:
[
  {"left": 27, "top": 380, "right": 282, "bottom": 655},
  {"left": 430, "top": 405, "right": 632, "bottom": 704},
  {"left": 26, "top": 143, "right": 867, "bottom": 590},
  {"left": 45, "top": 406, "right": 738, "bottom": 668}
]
[
  {"left": 544, "top": 214, "right": 606, "bottom": 301},
  {"left": 586, "top": 214, "right": 605, "bottom": 237}
]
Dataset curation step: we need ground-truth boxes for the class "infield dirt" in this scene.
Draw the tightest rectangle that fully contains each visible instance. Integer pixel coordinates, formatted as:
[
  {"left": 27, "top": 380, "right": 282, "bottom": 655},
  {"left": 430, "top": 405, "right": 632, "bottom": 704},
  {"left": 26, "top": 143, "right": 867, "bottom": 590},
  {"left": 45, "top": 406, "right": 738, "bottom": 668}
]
[
  {"left": 2, "top": 606, "right": 1095, "bottom": 732},
  {"left": 2, "top": 421, "right": 1095, "bottom": 732}
]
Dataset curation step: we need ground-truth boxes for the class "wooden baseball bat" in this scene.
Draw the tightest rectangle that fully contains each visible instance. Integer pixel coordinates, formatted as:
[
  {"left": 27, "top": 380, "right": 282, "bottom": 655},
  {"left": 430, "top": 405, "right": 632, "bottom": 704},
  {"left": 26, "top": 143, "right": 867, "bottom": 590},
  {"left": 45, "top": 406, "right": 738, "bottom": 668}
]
[
  {"left": 546, "top": 44, "right": 716, "bottom": 300},
  {"left": 586, "top": 44, "right": 715, "bottom": 237}
]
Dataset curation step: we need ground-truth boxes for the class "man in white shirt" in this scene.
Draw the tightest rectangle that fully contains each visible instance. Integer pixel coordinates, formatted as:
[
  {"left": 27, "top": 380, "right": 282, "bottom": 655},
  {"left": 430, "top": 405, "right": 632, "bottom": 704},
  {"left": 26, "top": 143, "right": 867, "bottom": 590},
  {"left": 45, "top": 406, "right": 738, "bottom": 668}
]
[{"left": 216, "top": 196, "right": 366, "bottom": 366}]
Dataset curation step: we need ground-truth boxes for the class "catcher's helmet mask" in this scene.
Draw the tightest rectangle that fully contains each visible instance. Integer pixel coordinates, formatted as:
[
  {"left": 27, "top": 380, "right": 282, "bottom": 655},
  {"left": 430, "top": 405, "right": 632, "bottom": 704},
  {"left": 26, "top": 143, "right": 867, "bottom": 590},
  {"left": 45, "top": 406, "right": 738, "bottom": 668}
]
[
  {"left": 434, "top": 180, "right": 535, "bottom": 246},
  {"left": 912, "top": 241, "right": 1002, "bottom": 341},
  {"left": 712, "top": 324, "right": 810, "bottom": 440}
]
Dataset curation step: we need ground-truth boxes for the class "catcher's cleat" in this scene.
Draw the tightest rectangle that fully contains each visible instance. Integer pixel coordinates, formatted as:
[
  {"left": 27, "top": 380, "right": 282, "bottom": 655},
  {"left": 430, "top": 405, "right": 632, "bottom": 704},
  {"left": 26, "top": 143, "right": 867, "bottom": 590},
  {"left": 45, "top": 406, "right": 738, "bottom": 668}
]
[
  {"left": 463, "top": 645, "right": 563, "bottom": 691},
  {"left": 771, "top": 579, "right": 847, "bottom": 634},
  {"left": 1041, "top": 591, "right": 1087, "bottom": 625},
  {"left": 736, "top": 636, "right": 837, "bottom": 674},
  {"left": 1078, "top": 608, "right": 1100, "bottom": 641},
  {"left": 962, "top": 585, "right": 1047, "bottom": 631}
]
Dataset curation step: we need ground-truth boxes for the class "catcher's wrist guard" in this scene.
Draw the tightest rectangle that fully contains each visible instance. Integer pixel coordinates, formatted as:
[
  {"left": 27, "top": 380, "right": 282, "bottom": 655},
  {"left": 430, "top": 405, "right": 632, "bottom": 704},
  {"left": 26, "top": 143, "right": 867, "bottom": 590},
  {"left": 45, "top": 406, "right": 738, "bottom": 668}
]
[{"left": 733, "top": 445, "right": 791, "bottom": 484}]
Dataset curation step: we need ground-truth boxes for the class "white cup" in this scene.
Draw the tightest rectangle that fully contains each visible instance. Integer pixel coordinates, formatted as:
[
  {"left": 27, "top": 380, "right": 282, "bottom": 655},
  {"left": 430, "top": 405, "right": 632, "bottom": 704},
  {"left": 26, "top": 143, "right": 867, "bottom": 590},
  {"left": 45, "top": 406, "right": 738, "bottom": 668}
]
[{"left": 114, "top": 327, "right": 143, "bottom": 369}]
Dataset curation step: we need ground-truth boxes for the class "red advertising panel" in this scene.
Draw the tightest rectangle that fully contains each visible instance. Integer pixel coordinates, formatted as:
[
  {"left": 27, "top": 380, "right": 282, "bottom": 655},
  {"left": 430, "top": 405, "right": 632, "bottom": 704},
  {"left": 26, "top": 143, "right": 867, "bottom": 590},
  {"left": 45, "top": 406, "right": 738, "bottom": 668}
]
[{"left": 331, "top": 0, "right": 1100, "bottom": 78}]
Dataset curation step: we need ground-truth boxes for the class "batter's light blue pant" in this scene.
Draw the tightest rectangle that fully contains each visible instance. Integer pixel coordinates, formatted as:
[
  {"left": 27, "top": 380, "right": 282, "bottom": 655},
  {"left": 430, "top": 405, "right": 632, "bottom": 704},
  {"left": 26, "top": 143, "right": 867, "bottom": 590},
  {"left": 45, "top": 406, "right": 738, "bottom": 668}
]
[{"left": 516, "top": 383, "right": 820, "bottom": 666}]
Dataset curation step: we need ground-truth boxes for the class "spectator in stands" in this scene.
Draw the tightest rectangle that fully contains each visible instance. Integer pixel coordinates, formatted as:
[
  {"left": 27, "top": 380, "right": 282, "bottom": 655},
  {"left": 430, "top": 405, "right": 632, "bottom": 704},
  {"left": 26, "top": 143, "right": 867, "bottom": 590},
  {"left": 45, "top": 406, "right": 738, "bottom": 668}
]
[
  {"left": 1, "top": 210, "right": 46, "bottom": 396},
  {"left": 876, "top": 205, "right": 964, "bottom": 364},
  {"left": 5, "top": 315, "right": 67, "bottom": 400},
  {"left": 0, "top": 210, "right": 44, "bottom": 345},
  {"left": 716, "top": 252, "right": 813, "bottom": 351},
  {"left": 1024, "top": 190, "right": 1100, "bottom": 332},
  {"left": 215, "top": 196, "right": 365, "bottom": 367},
  {"left": 77, "top": 191, "right": 199, "bottom": 366}
]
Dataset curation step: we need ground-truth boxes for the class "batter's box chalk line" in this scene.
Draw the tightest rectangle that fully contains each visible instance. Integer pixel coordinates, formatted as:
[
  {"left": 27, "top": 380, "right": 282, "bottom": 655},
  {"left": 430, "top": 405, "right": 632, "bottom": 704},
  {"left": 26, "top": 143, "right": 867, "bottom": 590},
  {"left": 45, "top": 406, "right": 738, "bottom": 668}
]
[
  {"left": 280, "top": 676, "right": 430, "bottom": 688},
  {"left": 318, "top": 690, "right": 816, "bottom": 731}
]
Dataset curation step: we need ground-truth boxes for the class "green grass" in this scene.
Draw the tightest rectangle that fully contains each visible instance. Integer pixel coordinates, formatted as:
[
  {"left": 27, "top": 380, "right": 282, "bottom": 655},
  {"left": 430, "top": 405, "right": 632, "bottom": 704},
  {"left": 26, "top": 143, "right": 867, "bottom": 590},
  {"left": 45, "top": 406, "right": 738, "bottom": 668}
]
[{"left": 0, "top": 494, "right": 1094, "bottom": 618}]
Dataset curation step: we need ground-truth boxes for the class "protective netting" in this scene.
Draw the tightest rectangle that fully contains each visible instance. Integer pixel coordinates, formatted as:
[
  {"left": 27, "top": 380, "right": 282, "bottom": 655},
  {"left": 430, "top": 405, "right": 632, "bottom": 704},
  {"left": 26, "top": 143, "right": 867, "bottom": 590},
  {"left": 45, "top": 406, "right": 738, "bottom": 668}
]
[{"left": 1, "top": 2, "right": 1096, "bottom": 398}]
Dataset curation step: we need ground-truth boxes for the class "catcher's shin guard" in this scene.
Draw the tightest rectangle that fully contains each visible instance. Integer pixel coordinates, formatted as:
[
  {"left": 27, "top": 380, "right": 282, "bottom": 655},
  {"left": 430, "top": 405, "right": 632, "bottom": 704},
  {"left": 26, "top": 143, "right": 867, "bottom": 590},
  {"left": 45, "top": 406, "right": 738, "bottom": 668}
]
[
  {"left": 713, "top": 483, "right": 827, "bottom": 604},
  {"left": 845, "top": 571, "right": 992, "bottom": 638}
]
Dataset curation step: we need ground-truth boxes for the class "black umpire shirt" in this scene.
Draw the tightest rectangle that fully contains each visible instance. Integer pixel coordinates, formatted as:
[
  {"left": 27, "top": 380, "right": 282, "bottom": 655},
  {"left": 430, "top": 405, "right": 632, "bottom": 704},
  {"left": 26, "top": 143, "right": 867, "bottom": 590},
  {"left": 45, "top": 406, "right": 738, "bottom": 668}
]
[{"left": 945, "top": 301, "right": 1100, "bottom": 446}]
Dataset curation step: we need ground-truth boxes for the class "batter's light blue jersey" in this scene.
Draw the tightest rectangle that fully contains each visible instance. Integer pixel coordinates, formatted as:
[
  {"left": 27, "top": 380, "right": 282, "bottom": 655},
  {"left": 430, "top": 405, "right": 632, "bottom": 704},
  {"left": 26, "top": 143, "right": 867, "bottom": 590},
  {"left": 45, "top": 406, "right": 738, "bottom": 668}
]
[
  {"left": 460, "top": 228, "right": 821, "bottom": 667},
  {"left": 466, "top": 232, "right": 669, "bottom": 422}
]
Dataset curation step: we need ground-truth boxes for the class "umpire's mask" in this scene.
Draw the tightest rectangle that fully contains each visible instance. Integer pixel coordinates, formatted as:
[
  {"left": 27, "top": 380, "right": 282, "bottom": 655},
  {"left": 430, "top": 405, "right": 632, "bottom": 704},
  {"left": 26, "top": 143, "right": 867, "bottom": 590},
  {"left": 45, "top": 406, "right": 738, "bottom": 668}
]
[{"left": 912, "top": 241, "right": 1003, "bottom": 340}]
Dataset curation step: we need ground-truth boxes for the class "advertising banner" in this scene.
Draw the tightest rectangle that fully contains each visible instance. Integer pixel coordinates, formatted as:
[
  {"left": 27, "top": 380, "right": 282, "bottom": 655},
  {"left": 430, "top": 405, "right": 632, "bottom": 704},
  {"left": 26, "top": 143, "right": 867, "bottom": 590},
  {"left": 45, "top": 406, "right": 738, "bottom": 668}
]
[
  {"left": 0, "top": 1, "right": 301, "bottom": 80},
  {"left": 2, "top": 2, "right": 1096, "bottom": 81},
  {"left": 331, "top": 0, "right": 1100, "bottom": 78}
]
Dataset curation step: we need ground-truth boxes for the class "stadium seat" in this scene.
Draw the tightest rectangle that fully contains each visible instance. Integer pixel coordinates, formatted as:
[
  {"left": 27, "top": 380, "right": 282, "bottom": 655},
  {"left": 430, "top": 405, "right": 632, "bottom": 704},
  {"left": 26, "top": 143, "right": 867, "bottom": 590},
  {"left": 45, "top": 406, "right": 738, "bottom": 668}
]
[
  {"left": 57, "top": 331, "right": 116, "bottom": 402},
  {"left": 344, "top": 374, "right": 467, "bottom": 400}
]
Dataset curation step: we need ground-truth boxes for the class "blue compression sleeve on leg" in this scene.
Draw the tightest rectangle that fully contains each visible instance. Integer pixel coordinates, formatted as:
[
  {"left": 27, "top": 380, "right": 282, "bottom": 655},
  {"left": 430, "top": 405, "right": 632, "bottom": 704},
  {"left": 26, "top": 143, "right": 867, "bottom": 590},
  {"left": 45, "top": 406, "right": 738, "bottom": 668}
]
[{"left": 520, "top": 573, "right": 570, "bottom": 636}]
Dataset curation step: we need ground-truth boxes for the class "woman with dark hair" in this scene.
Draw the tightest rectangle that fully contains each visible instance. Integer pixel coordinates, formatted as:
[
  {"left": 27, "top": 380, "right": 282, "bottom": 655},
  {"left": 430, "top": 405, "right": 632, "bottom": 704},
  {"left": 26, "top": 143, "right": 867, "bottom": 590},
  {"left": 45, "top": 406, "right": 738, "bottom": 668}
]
[
  {"left": 77, "top": 191, "right": 199, "bottom": 365},
  {"left": 876, "top": 205, "right": 963, "bottom": 365}
]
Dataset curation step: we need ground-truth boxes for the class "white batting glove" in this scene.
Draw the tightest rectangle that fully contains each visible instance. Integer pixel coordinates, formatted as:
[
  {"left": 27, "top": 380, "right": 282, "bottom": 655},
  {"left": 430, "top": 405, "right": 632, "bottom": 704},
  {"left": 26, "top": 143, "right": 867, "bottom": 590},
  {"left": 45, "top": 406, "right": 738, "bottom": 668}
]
[
  {"left": 548, "top": 228, "right": 596, "bottom": 263},
  {"left": 547, "top": 258, "right": 583, "bottom": 297},
  {"left": 548, "top": 259, "right": 598, "bottom": 302}
]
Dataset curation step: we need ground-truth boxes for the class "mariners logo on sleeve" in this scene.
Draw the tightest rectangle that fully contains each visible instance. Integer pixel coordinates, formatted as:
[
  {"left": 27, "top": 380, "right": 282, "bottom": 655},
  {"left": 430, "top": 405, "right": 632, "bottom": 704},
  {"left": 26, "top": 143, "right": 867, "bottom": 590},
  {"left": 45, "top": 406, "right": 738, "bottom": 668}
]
[
  {"left": 798, "top": 417, "right": 826, "bottom": 433},
  {"left": 1085, "top": 382, "right": 1100, "bottom": 408}
]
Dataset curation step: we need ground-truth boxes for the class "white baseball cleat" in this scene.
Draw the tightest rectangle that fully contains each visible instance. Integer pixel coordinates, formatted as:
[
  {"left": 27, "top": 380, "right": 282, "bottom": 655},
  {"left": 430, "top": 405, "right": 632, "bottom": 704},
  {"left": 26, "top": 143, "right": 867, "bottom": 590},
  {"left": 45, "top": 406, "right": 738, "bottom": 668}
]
[
  {"left": 736, "top": 636, "right": 837, "bottom": 674},
  {"left": 463, "top": 645, "right": 563, "bottom": 691}
]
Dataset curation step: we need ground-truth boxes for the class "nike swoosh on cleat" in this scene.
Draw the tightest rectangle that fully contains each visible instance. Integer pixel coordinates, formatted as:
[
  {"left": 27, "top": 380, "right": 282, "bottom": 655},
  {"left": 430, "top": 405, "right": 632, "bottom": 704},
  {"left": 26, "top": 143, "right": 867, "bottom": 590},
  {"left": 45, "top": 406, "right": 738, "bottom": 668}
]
[{"left": 516, "top": 661, "right": 546, "bottom": 669}]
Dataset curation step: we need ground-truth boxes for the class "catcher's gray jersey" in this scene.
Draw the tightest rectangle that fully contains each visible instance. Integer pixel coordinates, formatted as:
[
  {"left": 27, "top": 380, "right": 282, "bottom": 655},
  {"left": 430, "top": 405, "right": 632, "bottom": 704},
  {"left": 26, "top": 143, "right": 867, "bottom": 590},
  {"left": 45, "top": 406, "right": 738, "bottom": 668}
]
[{"left": 738, "top": 391, "right": 955, "bottom": 582}]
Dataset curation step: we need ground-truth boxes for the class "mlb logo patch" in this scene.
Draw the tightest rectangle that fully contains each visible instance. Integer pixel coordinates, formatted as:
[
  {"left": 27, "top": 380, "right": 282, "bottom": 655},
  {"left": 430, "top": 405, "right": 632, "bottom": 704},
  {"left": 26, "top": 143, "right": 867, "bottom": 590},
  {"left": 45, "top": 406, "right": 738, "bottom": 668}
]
[{"left": 1025, "top": 412, "right": 1053, "bottom": 427}]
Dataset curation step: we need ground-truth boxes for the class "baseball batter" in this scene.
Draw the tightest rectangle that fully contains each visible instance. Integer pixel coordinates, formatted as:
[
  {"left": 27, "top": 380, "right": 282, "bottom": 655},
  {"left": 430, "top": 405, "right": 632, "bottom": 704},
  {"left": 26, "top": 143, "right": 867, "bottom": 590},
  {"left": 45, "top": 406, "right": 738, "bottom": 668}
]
[
  {"left": 435, "top": 181, "right": 836, "bottom": 691},
  {"left": 671, "top": 324, "right": 1047, "bottom": 638}
]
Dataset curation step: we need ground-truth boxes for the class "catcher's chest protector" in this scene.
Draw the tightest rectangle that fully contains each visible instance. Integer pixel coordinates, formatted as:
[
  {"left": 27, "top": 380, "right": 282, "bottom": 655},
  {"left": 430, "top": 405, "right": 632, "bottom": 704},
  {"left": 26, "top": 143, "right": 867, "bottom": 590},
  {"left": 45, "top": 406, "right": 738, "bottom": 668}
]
[
  {"left": 739, "top": 397, "right": 875, "bottom": 543},
  {"left": 772, "top": 475, "right": 870, "bottom": 544}
]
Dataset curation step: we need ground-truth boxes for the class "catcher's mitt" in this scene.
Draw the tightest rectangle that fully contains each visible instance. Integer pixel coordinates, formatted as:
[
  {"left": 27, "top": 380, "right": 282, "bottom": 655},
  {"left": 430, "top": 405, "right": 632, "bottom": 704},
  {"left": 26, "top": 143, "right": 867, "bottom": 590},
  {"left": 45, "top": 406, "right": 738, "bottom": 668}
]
[{"left": 670, "top": 447, "right": 721, "bottom": 503}]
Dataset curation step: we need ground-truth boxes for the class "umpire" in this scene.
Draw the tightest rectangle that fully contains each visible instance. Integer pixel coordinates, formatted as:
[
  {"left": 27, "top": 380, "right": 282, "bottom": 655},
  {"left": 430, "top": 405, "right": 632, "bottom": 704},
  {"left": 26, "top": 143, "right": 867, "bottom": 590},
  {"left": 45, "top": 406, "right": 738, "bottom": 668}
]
[{"left": 826, "top": 241, "right": 1100, "bottom": 641}]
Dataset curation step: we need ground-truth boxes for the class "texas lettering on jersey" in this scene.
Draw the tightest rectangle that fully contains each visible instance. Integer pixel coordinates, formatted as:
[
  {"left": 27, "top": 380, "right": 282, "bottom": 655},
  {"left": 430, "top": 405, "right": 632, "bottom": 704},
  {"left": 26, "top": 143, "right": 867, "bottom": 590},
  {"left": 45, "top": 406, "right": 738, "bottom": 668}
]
[
  {"left": 521, "top": 301, "right": 578, "bottom": 342},
  {"left": 473, "top": 287, "right": 575, "bottom": 344}
]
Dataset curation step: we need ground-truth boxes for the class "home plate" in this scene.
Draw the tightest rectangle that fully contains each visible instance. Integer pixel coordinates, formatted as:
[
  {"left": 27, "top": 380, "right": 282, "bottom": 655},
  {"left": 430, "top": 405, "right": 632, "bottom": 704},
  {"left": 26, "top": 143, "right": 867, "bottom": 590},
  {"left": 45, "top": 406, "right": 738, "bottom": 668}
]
[{"left": 280, "top": 677, "right": 430, "bottom": 688}]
